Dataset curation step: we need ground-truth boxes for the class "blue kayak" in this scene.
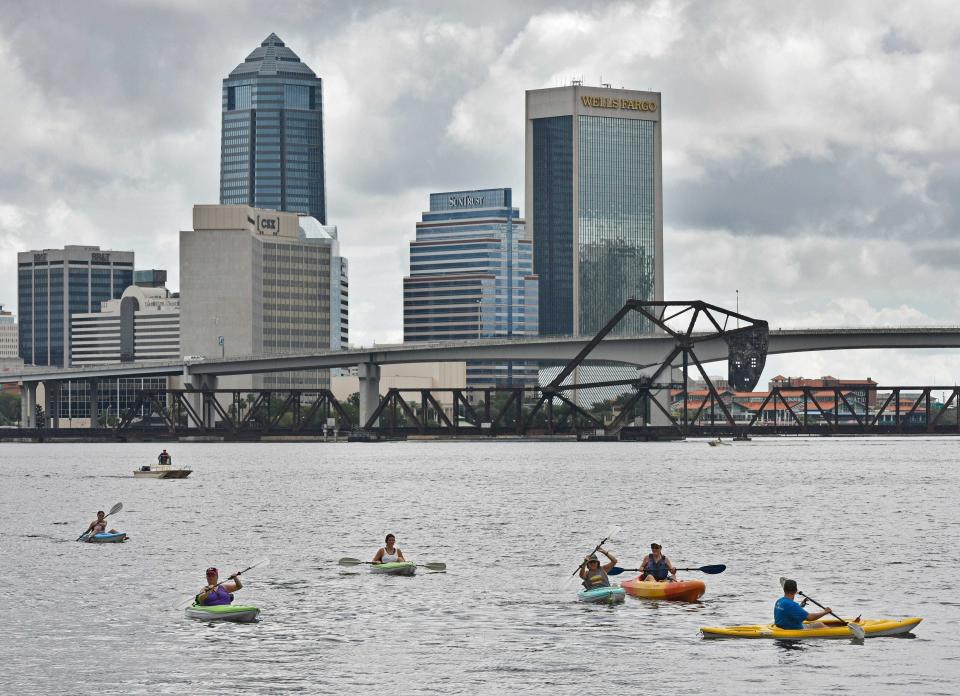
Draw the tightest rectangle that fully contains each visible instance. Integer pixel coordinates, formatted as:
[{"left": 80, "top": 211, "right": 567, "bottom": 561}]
[
  {"left": 578, "top": 586, "right": 626, "bottom": 604},
  {"left": 82, "top": 532, "right": 127, "bottom": 543}
]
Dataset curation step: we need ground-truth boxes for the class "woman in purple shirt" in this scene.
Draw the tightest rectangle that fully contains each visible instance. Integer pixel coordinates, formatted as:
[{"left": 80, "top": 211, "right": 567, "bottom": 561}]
[{"left": 196, "top": 567, "right": 243, "bottom": 606}]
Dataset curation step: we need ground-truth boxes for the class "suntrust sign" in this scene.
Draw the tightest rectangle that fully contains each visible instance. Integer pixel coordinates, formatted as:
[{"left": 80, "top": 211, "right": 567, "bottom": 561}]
[{"left": 581, "top": 95, "right": 657, "bottom": 112}]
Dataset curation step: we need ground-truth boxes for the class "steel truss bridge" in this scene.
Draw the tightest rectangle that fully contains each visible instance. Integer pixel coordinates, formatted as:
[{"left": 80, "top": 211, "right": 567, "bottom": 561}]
[{"left": 8, "top": 300, "right": 959, "bottom": 440}]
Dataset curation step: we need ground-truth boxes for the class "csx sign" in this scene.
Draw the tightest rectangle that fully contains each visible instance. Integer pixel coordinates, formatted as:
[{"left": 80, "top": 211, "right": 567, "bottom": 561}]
[{"left": 257, "top": 215, "right": 279, "bottom": 235}]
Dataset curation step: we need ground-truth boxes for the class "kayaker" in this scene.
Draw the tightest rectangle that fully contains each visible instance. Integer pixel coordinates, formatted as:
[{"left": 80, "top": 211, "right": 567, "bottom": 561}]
[
  {"left": 775, "top": 579, "right": 831, "bottom": 630},
  {"left": 158, "top": 449, "right": 172, "bottom": 465},
  {"left": 196, "top": 567, "right": 243, "bottom": 607},
  {"left": 372, "top": 533, "right": 406, "bottom": 564},
  {"left": 85, "top": 510, "right": 118, "bottom": 536},
  {"left": 579, "top": 547, "right": 618, "bottom": 589},
  {"left": 638, "top": 542, "right": 677, "bottom": 583}
]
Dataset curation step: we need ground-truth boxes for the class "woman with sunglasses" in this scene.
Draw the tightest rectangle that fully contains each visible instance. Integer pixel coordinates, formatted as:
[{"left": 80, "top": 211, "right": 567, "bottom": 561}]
[
  {"left": 579, "top": 546, "right": 618, "bottom": 589},
  {"left": 638, "top": 543, "right": 677, "bottom": 583},
  {"left": 196, "top": 566, "right": 244, "bottom": 606}
]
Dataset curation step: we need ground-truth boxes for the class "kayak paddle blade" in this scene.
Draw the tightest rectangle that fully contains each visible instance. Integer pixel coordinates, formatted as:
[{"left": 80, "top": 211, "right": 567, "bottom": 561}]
[
  {"left": 337, "top": 557, "right": 362, "bottom": 566},
  {"left": 107, "top": 502, "right": 123, "bottom": 517},
  {"left": 698, "top": 564, "right": 726, "bottom": 575},
  {"left": 850, "top": 622, "right": 866, "bottom": 640},
  {"left": 607, "top": 566, "right": 626, "bottom": 576},
  {"left": 421, "top": 562, "right": 446, "bottom": 571}
]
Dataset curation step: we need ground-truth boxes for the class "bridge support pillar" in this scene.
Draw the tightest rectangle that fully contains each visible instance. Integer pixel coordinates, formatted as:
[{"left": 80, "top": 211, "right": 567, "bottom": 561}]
[
  {"left": 21, "top": 382, "right": 37, "bottom": 428},
  {"left": 358, "top": 363, "right": 381, "bottom": 428},
  {"left": 188, "top": 374, "right": 218, "bottom": 430},
  {"left": 89, "top": 379, "right": 99, "bottom": 428},
  {"left": 44, "top": 381, "right": 61, "bottom": 429}
]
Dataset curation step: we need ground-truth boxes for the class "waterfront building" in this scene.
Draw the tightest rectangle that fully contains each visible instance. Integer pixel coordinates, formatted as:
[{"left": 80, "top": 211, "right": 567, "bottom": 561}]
[
  {"left": 0, "top": 305, "right": 18, "bottom": 359},
  {"left": 134, "top": 269, "right": 168, "bottom": 288},
  {"left": 17, "top": 246, "right": 134, "bottom": 367},
  {"left": 180, "top": 204, "right": 348, "bottom": 390},
  {"left": 220, "top": 33, "right": 326, "bottom": 223},
  {"left": 70, "top": 285, "right": 180, "bottom": 366},
  {"left": 525, "top": 84, "right": 663, "bottom": 336},
  {"left": 403, "top": 188, "right": 538, "bottom": 388}
]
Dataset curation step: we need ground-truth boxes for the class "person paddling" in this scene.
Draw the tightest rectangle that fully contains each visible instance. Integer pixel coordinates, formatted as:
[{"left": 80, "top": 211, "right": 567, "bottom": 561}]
[
  {"left": 372, "top": 533, "right": 406, "bottom": 564},
  {"left": 638, "top": 542, "right": 677, "bottom": 583},
  {"left": 775, "top": 578, "right": 831, "bottom": 630},
  {"left": 196, "top": 567, "right": 243, "bottom": 606},
  {"left": 85, "top": 510, "right": 118, "bottom": 536},
  {"left": 579, "top": 547, "right": 618, "bottom": 589}
]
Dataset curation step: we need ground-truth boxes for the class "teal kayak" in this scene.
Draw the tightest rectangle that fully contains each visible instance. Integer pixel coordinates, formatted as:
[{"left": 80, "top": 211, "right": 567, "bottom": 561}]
[
  {"left": 578, "top": 587, "right": 626, "bottom": 604},
  {"left": 82, "top": 532, "right": 127, "bottom": 543},
  {"left": 371, "top": 561, "right": 416, "bottom": 576},
  {"left": 185, "top": 604, "right": 260, "bottom": 623}
]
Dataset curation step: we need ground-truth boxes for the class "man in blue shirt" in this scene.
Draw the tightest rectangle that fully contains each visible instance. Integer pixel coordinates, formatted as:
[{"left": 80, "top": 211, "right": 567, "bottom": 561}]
[{"left": 775, "top": 578, "right": 831, "bottom": 629}]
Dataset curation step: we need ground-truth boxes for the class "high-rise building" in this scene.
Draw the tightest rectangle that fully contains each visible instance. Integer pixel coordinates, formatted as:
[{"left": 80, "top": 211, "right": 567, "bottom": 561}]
[
  {"left": 403, "top": 188, "right": 539, "bottom": 387},
  {"left": 220, "top": 33, "right": 326, "bottom": 222},
  {"left": 17, "top": 246, "right": 134, "bottom": 366},
  {"left": 525, "top": 85, "right": 663, "bottom": 337},
  {"left": 134, "top": 269, "right": 168, "bottom": 288},
  {"left": 179, "top": 205, "right": 348, "bottom": 390}
]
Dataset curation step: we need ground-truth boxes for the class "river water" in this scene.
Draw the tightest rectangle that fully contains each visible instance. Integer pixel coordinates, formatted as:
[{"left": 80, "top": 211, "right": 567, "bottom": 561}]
[{"left": 1, "top": 438, "right": 956, "bottom": 695}]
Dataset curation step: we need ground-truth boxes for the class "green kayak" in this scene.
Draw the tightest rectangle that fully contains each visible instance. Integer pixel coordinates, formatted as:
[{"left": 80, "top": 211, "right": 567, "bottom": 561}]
[
  {"left": 371, "top": 561, "right": 416, "bottom": 576},
  {"left": 185, "top": 604, "right": 260, "bottom": 623}
]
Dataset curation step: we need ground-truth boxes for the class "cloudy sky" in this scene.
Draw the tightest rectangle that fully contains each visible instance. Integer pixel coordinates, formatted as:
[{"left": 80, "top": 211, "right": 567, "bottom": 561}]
[{"left": 1, "top": 0, "right": 958, "bottom": 384}]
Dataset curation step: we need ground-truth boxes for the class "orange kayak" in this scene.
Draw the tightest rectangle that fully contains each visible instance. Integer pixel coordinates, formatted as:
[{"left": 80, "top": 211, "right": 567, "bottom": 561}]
[{"left": 620, "top": 576, "right": 706, "bottom": 602}]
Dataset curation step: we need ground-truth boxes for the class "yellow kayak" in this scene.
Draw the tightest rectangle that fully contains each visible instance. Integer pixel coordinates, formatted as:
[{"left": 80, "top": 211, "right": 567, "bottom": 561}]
[{"left": 701, "top": 617, "right": 922, "bottom": 639}]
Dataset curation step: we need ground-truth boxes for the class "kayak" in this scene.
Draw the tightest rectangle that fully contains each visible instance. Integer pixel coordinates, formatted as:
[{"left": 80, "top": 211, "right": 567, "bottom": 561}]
[
  {"left": 578, "top": 587, "right": 626, "bottom": 604},
  {"left": 620, "top": 577, "right": 705, "bottom": 602},
  {"left": 371, "top": 561, "right": 416, "bottom": 576},
  {"left": 185, "top": 604, "right": 261, "bottom": 623},
  {"left": 701, "top": 617, "right": 922, "bottom": 639},
  {"left": 83, "top": 532, "right": 127, "bottom": 543}
]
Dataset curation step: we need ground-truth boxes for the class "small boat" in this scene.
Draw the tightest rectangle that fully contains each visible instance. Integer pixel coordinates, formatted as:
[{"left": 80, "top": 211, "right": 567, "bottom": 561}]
[
  {"left": 701, "top": 617, "right": 922, "bottom": 639},
  {"left": 185, "top": 604, "right": 261, "bottom": 623},
  {"left": 82, "top": 531, "right": 127, "bottom": 543},
  {"left": 578, "top": 586, "right": 626, "bottom": 604},
  {"left": 620, "top": 577, "right": 705, "bottom": 602},
  {"left": 133, "top": 463, "right": 192, "bottom": 479},
  {"left": 707, "top": 439, "right": 731, "bottom": 447},
  {"left": 370, "top": 561, "right": 416, "bottom": 576}
]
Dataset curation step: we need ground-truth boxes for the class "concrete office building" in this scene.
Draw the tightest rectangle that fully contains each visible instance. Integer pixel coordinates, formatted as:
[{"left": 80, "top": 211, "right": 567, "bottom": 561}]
[
  {"left": 403, "top": 188, "right": 539, "bottom": 388},
  {"left": 0, "top": 305, "right": 18, "bottom": 359},
  {"left": 525, "top": 85, "right": 663, "bottom": 337},
  {"left": 71, "top": 285, "right": 180, "bottom": 366},
  {"left": 221, "top": 33, "right": 326, "bottom": 223},
  {"left": 180, "top": 204, "right": 348, "bottom": 390},
  {"left": 17, "top": 246, "right": 134, "bottom": 367}
]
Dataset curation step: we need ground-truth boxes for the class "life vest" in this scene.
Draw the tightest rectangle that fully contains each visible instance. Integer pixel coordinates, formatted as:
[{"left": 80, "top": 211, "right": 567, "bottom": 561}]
[
  {"left": 643, "top": 555, "right": 670, "bottom": 580},
  {"left": 199, "top": 585, "right": 234, "bottom": 606},
  {"left": 582, "top": 568, "right": 610, "bottom": 589}
]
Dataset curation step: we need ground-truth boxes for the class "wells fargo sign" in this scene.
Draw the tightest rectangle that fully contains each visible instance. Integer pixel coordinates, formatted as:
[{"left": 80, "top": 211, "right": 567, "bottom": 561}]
[{"left": 581, "top": 95, "right": 657, "bottom": 112}]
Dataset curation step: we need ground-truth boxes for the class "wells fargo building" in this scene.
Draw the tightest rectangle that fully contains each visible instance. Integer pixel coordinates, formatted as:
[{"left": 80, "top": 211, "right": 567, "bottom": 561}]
[{"left": 525, "top": 85, "right": 663, "bottom": 337}]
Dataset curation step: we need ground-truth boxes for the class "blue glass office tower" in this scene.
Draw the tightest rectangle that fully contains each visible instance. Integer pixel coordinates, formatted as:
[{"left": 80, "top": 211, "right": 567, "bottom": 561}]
[
  {"left": 221, "top": 34, "right": 326, "bottom": 222},
  {"left": 526, "top": 86, "right": 663, "bottom": 336},
  {"left": 17, "top": 246, "right": 134, "bottom": 367},
  {"left": 403, "top": 189, "right": 539, "bottom": 387}
]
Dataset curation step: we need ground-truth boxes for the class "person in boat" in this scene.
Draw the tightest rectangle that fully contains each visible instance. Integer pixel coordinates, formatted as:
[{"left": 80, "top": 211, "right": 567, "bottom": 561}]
[
  {"left": 196, "top": 567, "right": 243, "bottom": 606},
  {"left": 372, "top": 533, "right": 406, "bottom": 564},
  {"left": 775, "top": 578, "right": 831, "bottom": 630},
  {"left": 638, "top": 542, "right": 677, "bottom": 582},
  {"left": 157, "top": 449, "right": 172, "bottom": 465},
  {"left": 85, "top": 510, "right": 117, "bottom": 536},
  {"left": 579, "top": 547, "right": 618, "bottom": 589}
]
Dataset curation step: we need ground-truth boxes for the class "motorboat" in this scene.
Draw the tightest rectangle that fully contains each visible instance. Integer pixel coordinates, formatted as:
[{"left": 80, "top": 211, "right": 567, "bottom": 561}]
[{"left": 133, "top": 462, "right": 192, "bottom": 479}]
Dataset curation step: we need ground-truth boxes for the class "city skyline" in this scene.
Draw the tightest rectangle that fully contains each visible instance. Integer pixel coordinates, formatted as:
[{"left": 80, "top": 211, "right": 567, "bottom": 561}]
[{"left": 0, "top": 2, "right": 958, "bottom": 385}]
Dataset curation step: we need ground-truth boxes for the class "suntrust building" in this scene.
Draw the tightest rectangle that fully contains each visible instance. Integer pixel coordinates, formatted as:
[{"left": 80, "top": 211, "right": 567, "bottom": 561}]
[{"left": 525, "top": 85, "right": 663, "bottom": 337}]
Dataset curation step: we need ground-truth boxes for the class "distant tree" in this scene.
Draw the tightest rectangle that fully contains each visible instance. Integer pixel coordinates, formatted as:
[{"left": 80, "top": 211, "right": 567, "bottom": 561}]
[{"left": 0, "top": 392, "right": 20, "bottom": 425}]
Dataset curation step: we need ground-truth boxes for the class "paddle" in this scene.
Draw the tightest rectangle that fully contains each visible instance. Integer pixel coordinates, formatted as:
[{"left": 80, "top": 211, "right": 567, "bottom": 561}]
[
  {"left": 608, "top": 563, "right": 726, "bottom": 576},
  {"left": 571, "top": 524, "right": 622, "bottom": 577},
  {"left": 337, "top": 557, "right": 447, "bottom": 572},
  {"left": 76, "top": 502, "right": 123, "bottom": 541},
  {"left": 779, "top": 576, "right": 865, "bottom": 640},
  {"left": 175, "top": 558, "right": 270, "bottom": 610}
]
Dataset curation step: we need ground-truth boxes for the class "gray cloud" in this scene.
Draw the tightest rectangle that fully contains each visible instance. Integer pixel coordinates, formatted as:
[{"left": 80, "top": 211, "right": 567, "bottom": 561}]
[{"left": 0, "top": 0, "right": 957, "bottom": 385}]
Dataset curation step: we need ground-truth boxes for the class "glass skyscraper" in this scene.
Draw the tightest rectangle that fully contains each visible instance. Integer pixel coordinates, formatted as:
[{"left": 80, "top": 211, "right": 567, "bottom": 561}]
[
  {"left": 220, "top": 33, "right": 326, "bottom": 222},
  {"left": 526, "top": 86, "right": 663, "bottom": 337},
  {"left": 403, "top": 189, "right": 539, "bottom": 388},
  {"left": 17, "top": 246, "right": 134, "bottom": 367}
]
